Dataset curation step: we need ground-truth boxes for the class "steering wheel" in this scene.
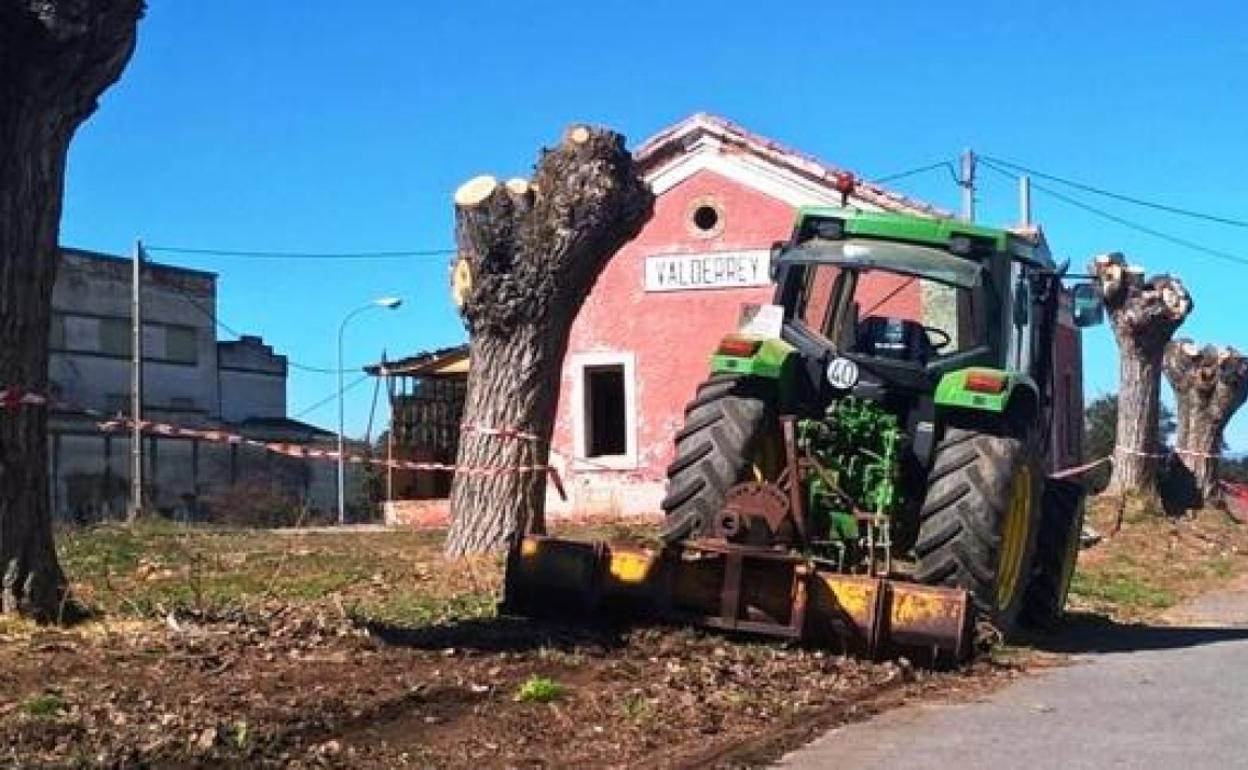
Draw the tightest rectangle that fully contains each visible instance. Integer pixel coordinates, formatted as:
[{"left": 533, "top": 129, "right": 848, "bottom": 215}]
[{"left": 923, "top": 326, "right": 952, "bottom": 351}]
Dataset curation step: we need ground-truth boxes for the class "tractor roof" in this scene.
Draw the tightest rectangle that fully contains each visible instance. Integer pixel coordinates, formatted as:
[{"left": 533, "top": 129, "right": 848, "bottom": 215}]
[{"left": 796, "top": 207, "right": 1056, "bottom": 270}]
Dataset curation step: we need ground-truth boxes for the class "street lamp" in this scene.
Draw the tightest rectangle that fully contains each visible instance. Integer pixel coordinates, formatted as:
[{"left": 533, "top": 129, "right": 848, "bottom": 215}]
[{"left": 338, "top": 296, "right": 402, "bottom": 525}]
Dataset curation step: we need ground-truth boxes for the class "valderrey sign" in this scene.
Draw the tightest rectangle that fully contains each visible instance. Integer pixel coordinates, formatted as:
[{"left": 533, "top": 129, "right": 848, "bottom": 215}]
[{"left": 644, "top": 250, "right": 771, "bottom": 293}]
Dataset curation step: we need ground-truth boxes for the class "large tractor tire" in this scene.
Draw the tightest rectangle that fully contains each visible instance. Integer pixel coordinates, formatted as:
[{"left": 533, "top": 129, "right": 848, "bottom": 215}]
[
  {"left": 915, "top": 426, "right": 1042, "bottom": 633},
  {"left": 660, "top": 374, "right": 776, "bottom": 543},
  {"left": 1020, "top": 479, "right": 1086, "bottom": 629}
]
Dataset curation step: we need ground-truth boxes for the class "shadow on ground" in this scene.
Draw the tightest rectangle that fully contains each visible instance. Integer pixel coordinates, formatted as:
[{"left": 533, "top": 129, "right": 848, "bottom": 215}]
[
  {"left": 1026, "top": 611, "right": 1248, "bottom": 654},
  {"left": 354, "top": 615, "right": 630, "bottom": 653}
]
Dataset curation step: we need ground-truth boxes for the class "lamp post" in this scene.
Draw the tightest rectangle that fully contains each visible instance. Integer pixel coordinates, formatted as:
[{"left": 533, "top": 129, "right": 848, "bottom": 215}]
[{"left": 338, "top": 297, "right": 402, "bottom": 525}]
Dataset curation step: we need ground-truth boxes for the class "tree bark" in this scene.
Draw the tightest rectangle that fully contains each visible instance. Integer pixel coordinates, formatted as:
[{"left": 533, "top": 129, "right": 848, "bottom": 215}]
[
  {"left": 1089, "top": 252, "right": 1192, "bottom": 503},
  {"left": 0, "top": 1, "right": 143, "bottom": 619},
  {"left": 1163, "top": 340, "right": 1248, "bottom": 509},
  {"left": 445, "top": 125, "right": 653, "bottom": 556}
]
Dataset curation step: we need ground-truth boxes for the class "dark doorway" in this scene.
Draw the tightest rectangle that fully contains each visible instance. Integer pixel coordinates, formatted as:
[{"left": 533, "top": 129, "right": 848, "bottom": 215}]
[{"left": 585, "top": 365, "right": 626, "bottom": 457}]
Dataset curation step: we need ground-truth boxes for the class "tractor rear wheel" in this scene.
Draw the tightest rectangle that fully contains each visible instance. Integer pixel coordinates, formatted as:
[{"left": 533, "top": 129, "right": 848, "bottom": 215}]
[
  {"left": 915, "top": 426, "right": 1042, "bottom": 633},
  {"left": 1021, "top": 479, "right": 1085, "bottom": 629},
  {"left": 660, "top": 374, "right": 777, "bottom": 543}
]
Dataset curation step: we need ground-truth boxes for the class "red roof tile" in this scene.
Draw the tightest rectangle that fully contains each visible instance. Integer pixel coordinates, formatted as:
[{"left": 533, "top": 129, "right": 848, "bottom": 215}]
[{"left": 634, "top": 113, "right": 952, "bottom": 219}]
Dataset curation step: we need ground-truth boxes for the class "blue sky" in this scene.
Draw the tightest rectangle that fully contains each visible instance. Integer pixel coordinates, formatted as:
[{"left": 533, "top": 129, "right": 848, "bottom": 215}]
[{"left": 62, "top": 1, "right": 1248, "bottom": 446}]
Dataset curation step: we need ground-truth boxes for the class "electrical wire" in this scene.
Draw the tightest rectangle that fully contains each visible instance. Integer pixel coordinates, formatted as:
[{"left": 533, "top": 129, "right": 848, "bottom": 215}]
[
  {"left": 291, "top": 374, "right": 372, "bottom": 420},
  {"left": 146, "top": 245, "right": 456, "bottom": 260},
  {"left": 862, "top": 276, "right": 917, "bottom": 317},
  {"left": 981, "top": 154, "right": 1248, "bottom": 230},
  {"left": 979, "top": 160, "right": 1248, "bottom": 269},
  {"left": 160, "top": 274, "right": 384, "bottom": 418},
  {"left": 870, "top": 160, "right": 960, "bottom": 186},
  {"left": 164, "top": 280, "right": 370, "bottom": 374}
]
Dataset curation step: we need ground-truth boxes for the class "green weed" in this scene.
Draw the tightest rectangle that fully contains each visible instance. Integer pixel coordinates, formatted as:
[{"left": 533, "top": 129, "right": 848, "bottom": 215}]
[
  {"left": 1070, "top": 566, "right": 1176, "bottom": 611},
  {"left": 514, "top": 675, "right": 566, "bottom": 703},
  {"left": 21, "top": 692, "right": 65, "bottom": 718}
]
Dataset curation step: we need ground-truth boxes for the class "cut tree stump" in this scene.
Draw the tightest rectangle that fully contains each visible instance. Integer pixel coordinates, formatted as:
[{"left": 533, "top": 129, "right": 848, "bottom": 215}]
[
  {"left": 444, "top": 125, "right": 653, "bottom": 557},
  {"left": 1163, "top": 340, "right": 1248, "bottom": 509},
  {"left": 1090, "top": 252, "right": 1192, "bottom": 504}
]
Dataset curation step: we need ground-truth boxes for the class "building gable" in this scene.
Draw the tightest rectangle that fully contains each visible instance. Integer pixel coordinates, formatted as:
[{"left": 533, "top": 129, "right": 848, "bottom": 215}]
[{"left": 636, "top": 113, "right": 950, "bottom": 218}]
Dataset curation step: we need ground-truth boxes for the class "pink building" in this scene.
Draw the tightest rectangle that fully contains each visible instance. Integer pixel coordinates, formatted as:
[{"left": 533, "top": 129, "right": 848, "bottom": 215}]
[
  {"left": 383, "top": 113, "right": 1084, "bottom": 524},
  {"left": 548, "top": 114, "right": 961, "bottom": 516}
]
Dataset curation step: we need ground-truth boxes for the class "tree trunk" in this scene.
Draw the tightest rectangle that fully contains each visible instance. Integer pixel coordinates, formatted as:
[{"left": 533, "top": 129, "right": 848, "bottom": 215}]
[
  {"left": 1163, "top": 340, "right": 1248, "bottom": 509},
  {"left": 1089, "top": 252, "right": 1192, "bottom": 503},
  {"left": 0, "top": 1, "right": 143, "bottom": 620},
  {"left": 445, "top": 126, "right": 653, "bottom": 556}
]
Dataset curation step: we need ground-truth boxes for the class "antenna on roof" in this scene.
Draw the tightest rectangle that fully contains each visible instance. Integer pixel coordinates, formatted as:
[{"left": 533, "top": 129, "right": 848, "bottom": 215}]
[
  {"left": 1019, "top": 174, "right": 1032, "bottom": 228},
  {"left": 959, "top": 149, "right": 977, "bottom": 222}
]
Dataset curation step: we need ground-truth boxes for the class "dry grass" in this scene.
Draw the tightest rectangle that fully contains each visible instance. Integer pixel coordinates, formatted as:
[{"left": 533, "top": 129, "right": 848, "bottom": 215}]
[
  {"left": 9, "top": 518, "right": 1011, "bottom": 769},
  {"left": 1069, "top": 496, "right": 1248, "bottom": 621}
]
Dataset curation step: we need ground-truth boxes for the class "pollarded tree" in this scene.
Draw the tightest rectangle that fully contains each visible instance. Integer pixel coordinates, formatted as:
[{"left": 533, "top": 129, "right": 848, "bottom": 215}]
[
  {"left": 1082, "top": 393, "right": 1175, "bottom": 493},
  {"left": 445, "top": 126, "right": 653, "bottom": 556},
  {"left": 0, "top": 0, "right": 144, "bottom": 619},
  {"left": 1089, "top": 252, "right": 1192, "bottom": 502},
  {"left": 1163, "top": 340, "right": 1248, "bottom": 508}
]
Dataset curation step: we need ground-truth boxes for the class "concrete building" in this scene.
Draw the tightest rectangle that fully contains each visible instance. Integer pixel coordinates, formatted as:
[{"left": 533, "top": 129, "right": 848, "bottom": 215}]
[{"left": 48, "top": 248, "right": 337, "bottom": 522}]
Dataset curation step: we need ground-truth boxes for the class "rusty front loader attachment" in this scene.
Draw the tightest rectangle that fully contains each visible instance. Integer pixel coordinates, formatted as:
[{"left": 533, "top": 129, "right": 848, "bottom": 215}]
[
  {"left": 501, "top": 536, "right": 972, "bottom": 667},
  {"left": 502, "top": 416, "right": 972, "bottom": 666}
]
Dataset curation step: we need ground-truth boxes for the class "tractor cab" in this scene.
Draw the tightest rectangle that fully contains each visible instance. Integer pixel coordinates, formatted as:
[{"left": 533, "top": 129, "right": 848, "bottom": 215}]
[{"left": 769, "top": 208, "right": 1084, "bottom": 408}]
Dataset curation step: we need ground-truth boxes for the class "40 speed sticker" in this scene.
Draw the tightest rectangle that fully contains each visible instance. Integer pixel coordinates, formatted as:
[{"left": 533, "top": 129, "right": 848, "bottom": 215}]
[{"left": 826, "top": 357, "right": 859, "bottom": 390}]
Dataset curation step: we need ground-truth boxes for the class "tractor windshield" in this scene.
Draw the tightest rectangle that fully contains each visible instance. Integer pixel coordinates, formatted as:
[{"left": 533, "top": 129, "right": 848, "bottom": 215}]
[
  {"left": 779, "top": 239, "right": 982, "bottom": 289},
  {"left": 785, "top": 239, "right": 988, "bottom": 363}
]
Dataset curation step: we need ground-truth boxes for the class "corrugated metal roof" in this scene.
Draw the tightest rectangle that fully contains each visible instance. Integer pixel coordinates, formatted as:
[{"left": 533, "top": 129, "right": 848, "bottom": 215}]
[{"left": 365, "top": 344, "right": 469, "bottom": 378}]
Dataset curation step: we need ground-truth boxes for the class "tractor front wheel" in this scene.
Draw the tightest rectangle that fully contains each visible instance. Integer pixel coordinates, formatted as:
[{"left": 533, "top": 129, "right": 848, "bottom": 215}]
[
  {"left": 915, "top": 426, "right": 1042, "bottom": 633},
  {"left": 660, "top": 374, "right": 776, "bottom": 543}
]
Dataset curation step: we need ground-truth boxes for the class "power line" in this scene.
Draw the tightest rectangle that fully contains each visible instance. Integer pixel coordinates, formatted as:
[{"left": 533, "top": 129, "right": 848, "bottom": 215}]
[
  {"left": 292, "top": 373, "right": 372, "bottom": 420},
  {"left": 979, "top": 160, "right": 1248, "bottom": 269},
  {"left": 870, "top": 160, "right": 960, "bottom": 186},
  {"left": 146, "top": 245, "right": 456, "bottom": 260},
  {"left": 164, "top": 280, "right": 369, "bottom": 375},
  {"left": 981, "top": 154, "right": 1248, "bottom": 230},
  {"left": 160, "top": 270, "right": 382, "bottom": 419}
]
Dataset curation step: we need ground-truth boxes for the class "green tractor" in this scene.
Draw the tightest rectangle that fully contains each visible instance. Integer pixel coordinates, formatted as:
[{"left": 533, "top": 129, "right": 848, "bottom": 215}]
[{"left": 659, "top": 207, "right": 1103, "bottom": 633}]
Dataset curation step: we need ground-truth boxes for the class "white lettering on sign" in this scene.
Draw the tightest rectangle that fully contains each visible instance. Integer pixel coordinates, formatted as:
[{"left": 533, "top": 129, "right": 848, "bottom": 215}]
[{"left": 644, "top": 250, "right": 771, "bottom": 293}]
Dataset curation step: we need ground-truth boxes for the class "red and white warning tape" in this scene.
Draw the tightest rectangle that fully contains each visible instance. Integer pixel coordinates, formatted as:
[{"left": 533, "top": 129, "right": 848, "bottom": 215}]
[
  {"left": 1115, "top": 446, "right": 1171, "bottom": 459},
  {"left": 1172, "top": 447, "right": 1221, "bottom": 460},
  {"left": 101, "top": 418, "right": 570, "bottom": 500},
  {"left": 460, "top": 422, "right": 542, "bottom": 443},
  {"left": 1049, "top": 455, "right": 1113, "bottom": 480},
  {"left": 4, "top": 385, "right": 567, "bottom": 497},
  {"left": 0, "top": 386, "right": 50, "bottom": 410}
]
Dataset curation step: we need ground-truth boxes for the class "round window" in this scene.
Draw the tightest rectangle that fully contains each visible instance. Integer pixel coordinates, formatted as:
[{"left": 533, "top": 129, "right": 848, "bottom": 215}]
[
  {"left": 687, "top": 197, "right": 725, "bottom": 238},
  {"left": 693, "top": 205, "right": 719, "bottom": 231}
]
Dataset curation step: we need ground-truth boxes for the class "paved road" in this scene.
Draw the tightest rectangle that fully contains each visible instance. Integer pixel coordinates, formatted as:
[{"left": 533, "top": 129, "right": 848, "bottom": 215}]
[{"left": 777, "top": 577, "right": 1248, "bottom": 770}]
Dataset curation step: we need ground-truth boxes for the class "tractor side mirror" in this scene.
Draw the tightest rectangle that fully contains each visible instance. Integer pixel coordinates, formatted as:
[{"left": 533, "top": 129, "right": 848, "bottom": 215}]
[
  {"left": 769, "top": 241, "right": 785, "bottom": 282},
  {"left": 1071, "top": 282, "right": 1105, "bottom": 327}
]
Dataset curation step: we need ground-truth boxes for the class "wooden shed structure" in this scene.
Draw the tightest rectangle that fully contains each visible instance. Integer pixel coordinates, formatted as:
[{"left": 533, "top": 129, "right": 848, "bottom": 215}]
[{"left": 368, "top": 345, "right": 468, "bottom": 499}]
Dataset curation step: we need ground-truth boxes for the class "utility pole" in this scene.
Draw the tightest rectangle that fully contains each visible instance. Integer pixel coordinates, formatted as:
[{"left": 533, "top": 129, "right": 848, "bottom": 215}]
[
  {"left": 383, "top": 359, "right": 395, "bottom": 507},
  {"left": 128, "top": 238, "right": 144, "bottom": 522},
  {"left": 1018, "top": 174, "right": 1032, "bottom": 228},
  {"left": 960, "top": 148, "right": 977, "bottom": 222}
]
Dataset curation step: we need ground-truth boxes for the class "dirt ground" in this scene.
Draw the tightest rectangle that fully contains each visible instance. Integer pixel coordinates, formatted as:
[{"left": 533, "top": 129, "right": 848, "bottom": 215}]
[
  {"left": 1068, "top": 496, "right": 1248, "bottom": 620},
  {"left": 0, "top": 502, "right": 1244, "bottom": 769}
]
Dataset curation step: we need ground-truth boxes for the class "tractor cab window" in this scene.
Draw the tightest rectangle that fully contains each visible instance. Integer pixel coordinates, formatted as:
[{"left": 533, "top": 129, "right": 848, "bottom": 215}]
[{"left": 787, "top": 239, "right": 986, "bottom": 366}]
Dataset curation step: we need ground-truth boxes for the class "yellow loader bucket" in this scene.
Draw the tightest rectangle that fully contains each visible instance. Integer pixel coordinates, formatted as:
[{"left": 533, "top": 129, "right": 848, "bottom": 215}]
[{"left": 501, "top": 536, "right": 972, "bottom": 667}]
